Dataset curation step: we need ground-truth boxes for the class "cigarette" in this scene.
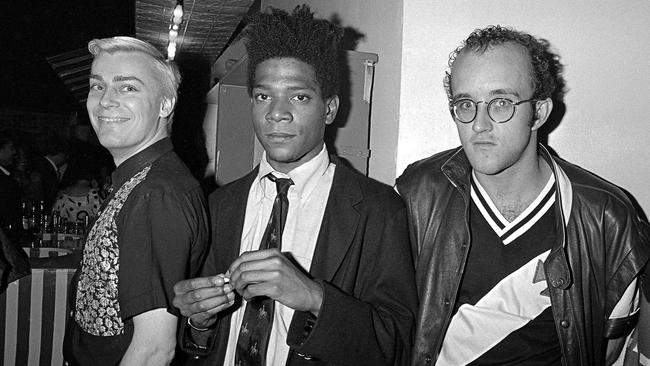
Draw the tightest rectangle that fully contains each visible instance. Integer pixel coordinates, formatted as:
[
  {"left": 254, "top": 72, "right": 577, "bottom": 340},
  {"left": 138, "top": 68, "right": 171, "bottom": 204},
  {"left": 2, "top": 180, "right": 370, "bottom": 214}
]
[{"left": 222, "top": 276, "right": 230, "bottom": 284}]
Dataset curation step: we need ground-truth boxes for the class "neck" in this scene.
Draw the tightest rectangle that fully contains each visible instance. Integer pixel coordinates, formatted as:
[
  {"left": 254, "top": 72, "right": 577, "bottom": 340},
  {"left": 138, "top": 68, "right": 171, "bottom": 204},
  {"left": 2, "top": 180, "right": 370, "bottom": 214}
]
[
  {"left": 112, "top": 133, "right": 167, "bottom": 167},
  {"left": 473, "top": 150, "right": 551, "bottom": 222}
]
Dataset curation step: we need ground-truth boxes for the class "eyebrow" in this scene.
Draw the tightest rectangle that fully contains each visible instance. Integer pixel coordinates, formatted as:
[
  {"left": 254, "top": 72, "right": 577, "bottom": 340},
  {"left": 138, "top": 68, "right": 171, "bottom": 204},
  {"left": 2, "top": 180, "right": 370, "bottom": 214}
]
[
  {"left": 253, "top": 83, "right": 317, "bottom": 92},
  {"left": 88, "top": 74, "right": 145, "bottom": 85},
  {"left": 490, "top": 89, "right": 521, "bottom": 98},
  {"left": 452, "top": 89, "right": 521, "bottom": 101},
  {"left": 114, "top": 75, "right": 145, "bottom": 84}
]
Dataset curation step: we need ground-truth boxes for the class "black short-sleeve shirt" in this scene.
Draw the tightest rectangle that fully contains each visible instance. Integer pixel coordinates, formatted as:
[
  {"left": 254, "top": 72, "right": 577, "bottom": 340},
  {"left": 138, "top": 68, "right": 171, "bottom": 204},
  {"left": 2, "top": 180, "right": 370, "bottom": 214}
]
[{"left": 64, "top": 138, "right": 209, "bottom": 366}]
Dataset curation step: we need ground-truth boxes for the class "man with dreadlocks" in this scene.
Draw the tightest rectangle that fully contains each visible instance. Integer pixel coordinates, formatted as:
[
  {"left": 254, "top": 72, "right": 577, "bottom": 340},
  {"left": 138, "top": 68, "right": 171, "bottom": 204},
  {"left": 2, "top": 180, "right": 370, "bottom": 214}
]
[
  {"left": 397, "top": 26, "right": 650, "bottom": 365},
  {"left": 172, "top": 5, "right": 417, "bottom": 366}
]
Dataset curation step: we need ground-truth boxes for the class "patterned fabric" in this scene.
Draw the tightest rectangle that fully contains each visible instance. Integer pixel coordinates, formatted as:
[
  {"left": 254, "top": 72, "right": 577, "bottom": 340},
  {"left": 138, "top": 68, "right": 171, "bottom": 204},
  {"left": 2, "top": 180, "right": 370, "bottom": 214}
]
[
  {"left": 52, "top": 188, "right": 102, "bottom": 222},
  {"left": 235, "top": 174, "right": 293, "bottom": 366},
  {"left": 74, "top": 166, "right": 150, "bottom": 336}
]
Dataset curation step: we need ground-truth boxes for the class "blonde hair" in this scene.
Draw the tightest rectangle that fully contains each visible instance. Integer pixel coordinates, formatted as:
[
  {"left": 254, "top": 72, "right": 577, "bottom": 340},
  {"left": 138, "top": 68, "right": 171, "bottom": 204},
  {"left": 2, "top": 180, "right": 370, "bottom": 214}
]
[{"left": 88, "top": 36, "right": 181, "bottom": 102}]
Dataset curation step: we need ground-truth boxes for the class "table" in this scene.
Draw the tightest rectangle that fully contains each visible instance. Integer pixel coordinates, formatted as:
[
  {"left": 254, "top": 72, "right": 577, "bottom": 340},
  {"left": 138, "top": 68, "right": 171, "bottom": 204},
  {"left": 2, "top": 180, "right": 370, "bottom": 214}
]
[{"left": 1, "top": 249, "right": 79, "bottom": 366}]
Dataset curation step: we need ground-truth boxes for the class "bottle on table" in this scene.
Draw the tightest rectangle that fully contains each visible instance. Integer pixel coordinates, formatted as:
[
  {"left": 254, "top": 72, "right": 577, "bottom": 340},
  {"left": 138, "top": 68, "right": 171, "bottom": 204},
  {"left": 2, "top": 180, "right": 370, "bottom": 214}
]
[
  {"left": 21, "top": 201, "right": 30, "bottom": 231},
  {"left": 52, "top": 210, "right": 60, "bottom": 248},
  {"left": 28, "top": 202, "right": 37, "bottom": 232},
  {"left": 41, "top": 213, "right": 52, "bottom": 247}
]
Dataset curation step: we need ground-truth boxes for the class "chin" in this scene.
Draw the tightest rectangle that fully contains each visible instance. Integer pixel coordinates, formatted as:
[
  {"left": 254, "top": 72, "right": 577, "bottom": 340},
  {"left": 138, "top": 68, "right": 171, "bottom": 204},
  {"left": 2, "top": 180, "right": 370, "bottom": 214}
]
[
  {"left": 466, "top": 156, "right": 506, "bottom": 176},
  {"left": 267, "top": 151, "right": 296, "bottom": 164}
]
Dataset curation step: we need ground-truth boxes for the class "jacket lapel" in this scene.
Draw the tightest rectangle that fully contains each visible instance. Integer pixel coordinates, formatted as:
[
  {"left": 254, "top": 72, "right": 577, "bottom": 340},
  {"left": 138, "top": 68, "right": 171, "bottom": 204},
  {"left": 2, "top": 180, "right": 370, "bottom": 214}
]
[
  {"left": 214, "top": 168, "right": 259, "bottom": 272},
  {"left": 309, "top": 164, "right": 362, "bottom": 281}
]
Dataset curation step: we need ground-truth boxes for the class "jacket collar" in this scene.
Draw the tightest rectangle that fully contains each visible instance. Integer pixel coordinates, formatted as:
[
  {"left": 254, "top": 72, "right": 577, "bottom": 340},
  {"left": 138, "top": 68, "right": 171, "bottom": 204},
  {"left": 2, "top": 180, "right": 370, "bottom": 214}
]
[
  {"left": 310, "top": 159, "right": 363, "bottom": 281},
  {"left": 442, "top": 144, "right": 573, "bottom": 288},
  {"left": 539, "top": 144, "right": 572, "bottom": 226},
  {"left": 441, "top": 144, "right": 573, "bottom": 227}
]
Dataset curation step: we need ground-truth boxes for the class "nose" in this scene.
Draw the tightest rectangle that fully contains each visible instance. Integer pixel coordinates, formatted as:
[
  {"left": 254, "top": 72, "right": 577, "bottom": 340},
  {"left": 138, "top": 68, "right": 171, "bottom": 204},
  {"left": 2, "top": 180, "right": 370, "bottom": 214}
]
[
  {"left": 266, "top": 99, "right": 292, "bottom": 123},
  {"left": 99, "top": 88, "right": 119, "bottom": 108},
  {"left": 472, "top": 103, "right": 493, "bottom": 133}
]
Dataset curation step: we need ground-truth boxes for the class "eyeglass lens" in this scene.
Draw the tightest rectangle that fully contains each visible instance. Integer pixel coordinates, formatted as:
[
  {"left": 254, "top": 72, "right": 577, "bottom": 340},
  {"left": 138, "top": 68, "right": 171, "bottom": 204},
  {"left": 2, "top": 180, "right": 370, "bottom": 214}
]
[{"left": 453, "top": 98, "right": 516, "bottom": 123}]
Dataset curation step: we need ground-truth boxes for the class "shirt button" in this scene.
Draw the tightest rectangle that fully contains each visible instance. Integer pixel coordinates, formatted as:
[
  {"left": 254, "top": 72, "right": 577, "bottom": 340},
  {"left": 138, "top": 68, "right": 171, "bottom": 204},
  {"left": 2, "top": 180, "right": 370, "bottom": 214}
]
[
  {"left": 425, "top": 353, "right": 432, "bottom": 363},
  {"left": 560, "top": 320, "right": 570, "bottom": 328},
  {"left": 443, "top": 299, "right": 451, "bottom": 306}
]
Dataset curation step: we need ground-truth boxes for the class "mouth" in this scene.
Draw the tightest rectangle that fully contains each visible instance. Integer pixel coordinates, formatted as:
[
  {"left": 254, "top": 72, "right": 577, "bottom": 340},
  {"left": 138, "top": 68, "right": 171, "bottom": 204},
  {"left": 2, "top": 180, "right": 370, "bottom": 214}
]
[
  {"left": 96, "top": 116, "right": 129, "bottom": 123},
  {"left": 472, "top": 139, "right": 496, "bottom": 146},
  {"left": 265, "top": 132, "right": 295, "bottom": 142}
]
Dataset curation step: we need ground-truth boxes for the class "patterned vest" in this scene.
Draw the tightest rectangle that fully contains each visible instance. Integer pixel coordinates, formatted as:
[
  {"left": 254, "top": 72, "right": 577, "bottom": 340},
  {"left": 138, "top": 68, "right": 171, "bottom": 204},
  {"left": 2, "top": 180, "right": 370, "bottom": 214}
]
[{"left": 74, "top": 166, "right": 150, "bottom": 336}]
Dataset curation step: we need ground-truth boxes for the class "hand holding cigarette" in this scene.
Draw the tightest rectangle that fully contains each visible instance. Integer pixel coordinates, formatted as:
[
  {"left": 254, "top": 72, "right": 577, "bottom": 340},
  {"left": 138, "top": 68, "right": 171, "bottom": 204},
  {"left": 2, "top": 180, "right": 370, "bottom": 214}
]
[{"left": 172, "top": 273, "right": 236, "bottom": 328}]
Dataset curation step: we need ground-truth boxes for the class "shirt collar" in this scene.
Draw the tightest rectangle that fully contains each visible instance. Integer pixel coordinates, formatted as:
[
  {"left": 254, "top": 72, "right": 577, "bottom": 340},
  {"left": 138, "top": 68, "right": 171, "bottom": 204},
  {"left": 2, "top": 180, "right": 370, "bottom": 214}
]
[
  {"left": 257, "top": 144, "right": 331, "bottom": 200},
  {"left": 0, "top": 165, "right": 10, "bottom": 176},
  {"left": 111, "top": 138, "right": 172, "bottom": 189}
]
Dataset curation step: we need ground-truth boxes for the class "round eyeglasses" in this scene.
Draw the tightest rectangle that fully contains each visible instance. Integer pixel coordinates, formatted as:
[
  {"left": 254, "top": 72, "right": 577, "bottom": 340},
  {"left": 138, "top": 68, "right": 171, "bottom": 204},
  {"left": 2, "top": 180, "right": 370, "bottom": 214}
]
[{"left": 451, "top": 97, "right": 537, "bottom": 124}]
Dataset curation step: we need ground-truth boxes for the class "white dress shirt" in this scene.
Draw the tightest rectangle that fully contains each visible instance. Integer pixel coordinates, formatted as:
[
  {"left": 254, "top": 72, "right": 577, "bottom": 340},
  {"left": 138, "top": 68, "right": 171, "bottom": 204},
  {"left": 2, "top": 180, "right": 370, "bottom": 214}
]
[{"left": 223, "top": 145, "right": 336, "bottom": 366}]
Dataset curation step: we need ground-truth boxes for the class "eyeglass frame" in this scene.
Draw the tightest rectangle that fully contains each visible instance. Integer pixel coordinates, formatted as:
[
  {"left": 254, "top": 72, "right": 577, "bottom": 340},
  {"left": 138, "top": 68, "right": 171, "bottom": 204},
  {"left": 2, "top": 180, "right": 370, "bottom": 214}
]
[{"left": 450, "top": 97, "right": 538, "bottom": 124}]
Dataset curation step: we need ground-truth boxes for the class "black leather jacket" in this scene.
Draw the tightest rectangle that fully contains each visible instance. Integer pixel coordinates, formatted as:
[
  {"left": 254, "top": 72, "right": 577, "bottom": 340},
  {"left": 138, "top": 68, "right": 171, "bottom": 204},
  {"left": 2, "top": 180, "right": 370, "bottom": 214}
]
[{"left": 396, "top": 146, "right": 650, "bottom": 366}]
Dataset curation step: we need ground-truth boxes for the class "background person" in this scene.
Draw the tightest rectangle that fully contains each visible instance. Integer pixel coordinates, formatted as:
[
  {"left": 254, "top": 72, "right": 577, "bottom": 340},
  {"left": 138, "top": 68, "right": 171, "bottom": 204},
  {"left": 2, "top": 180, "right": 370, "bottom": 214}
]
[
  {"left": 0, "top": 134, "right": 20, "bottom": 234},
  {"left": 51, "top": 159, "right": 102, "bottom": 223},
  {"left": 31, "top": 138, "right": 69, "bottom": 212}
]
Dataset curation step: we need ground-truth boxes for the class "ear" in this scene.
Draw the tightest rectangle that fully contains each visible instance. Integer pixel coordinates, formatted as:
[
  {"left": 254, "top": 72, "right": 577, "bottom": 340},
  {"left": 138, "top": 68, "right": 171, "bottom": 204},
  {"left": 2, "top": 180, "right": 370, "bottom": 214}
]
[
  {"left": 531, "top": 97, "right": 553, "bottom": 131},
  {"left": 159, "top": 97, "right": 176, "bottom": 119},
  {"left": 324, "top": 95, "right": 339, "bottom": 125}
]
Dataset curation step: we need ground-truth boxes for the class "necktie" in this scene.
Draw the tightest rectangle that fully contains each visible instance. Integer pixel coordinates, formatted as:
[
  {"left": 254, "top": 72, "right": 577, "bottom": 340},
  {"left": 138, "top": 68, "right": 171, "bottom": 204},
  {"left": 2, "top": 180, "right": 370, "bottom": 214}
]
[{"left": 235, "top": 173, "right": 293, "bottom": 366}]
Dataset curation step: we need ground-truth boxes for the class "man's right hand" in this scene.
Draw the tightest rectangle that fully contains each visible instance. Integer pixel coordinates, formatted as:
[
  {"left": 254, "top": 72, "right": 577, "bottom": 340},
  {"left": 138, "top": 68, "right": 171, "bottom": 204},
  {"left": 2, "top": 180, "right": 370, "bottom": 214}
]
[{"left": 172, "top": 275, "right": 235, "bottom": 328}]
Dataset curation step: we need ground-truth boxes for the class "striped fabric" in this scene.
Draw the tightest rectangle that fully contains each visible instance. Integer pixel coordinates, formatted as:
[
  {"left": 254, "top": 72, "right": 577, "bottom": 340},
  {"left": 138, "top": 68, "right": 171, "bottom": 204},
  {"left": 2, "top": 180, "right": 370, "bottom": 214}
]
[{"left": 0, "top": 268, "right": 75, "bottom": 366}]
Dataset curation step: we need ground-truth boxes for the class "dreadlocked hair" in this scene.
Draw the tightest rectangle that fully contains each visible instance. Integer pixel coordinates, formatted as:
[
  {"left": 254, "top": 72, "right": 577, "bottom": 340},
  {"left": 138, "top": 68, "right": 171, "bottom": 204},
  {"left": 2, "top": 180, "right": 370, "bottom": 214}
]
[
  {"left": 243, "top": 5, "right": 343, "bottom": 98},
  {"left": 444, "top": 25, "right": 565, "bottom": 102}
]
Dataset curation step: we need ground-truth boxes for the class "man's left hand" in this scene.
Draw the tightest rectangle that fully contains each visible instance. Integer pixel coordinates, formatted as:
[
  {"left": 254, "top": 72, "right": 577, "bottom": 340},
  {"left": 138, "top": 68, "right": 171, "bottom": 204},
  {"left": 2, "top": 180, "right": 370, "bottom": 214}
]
[{"left": 228, "top": 248, "right": 323, "bottom": 316}]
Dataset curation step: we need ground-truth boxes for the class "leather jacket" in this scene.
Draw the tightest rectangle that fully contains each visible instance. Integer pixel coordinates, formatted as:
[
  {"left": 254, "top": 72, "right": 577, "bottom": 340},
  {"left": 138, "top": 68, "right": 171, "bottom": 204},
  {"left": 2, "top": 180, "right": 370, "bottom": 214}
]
[{"left": 396, "top": 145, "right": 650, "bottom": 366}]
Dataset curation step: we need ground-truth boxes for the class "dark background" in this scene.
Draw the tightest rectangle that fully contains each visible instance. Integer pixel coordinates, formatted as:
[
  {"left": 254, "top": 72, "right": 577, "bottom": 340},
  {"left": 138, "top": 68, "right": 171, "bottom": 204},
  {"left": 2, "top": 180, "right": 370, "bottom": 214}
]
[{"left": 1, "top": 0, "right": 135, "bottom": 116}]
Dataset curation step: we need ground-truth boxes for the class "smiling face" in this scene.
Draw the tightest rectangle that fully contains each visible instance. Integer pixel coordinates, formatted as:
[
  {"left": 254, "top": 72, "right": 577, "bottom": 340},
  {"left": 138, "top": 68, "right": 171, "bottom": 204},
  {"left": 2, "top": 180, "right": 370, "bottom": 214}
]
[
  {"left": 86, "top": 51, "right": 173, "bottom": 165},
  {"left": 251, "top": 57, "right": 338, "bottom": 173},
  {"left": 450, "top": 43, "right": 551, "bottom": 179}
]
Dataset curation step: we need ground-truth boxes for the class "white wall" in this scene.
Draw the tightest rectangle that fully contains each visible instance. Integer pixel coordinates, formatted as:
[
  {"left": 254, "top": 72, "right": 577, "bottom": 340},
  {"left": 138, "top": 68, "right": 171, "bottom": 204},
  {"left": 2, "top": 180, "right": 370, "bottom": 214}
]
[
  {"left": 399, "top": 0, "right": 650, "bottom": 214},
  {"left": 263, "top": 0, "right": 404, "bottom": 184}
]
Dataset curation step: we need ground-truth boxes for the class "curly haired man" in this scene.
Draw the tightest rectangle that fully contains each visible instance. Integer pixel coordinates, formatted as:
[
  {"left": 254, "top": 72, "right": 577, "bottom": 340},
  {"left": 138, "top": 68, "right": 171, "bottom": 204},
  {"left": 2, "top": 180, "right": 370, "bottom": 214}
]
[{"left": 173, "top": 6, "right": 417, "bottom": 366}]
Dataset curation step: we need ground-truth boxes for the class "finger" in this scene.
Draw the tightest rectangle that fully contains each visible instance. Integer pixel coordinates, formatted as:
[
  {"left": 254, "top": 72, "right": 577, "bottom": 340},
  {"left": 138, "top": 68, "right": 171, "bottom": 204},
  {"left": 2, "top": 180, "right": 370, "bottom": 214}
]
[
  {"left": 232, "top": 268, "right": 285, "bottom": 295},
  {"left": 229, "top": 253, "right": 286, "bottom": 284},
  {"left": 173, "top": 275, "right": 224, "bottom": 294},
  {"left": 172, "top": 284, "right": 234, "bottom": 310},
  {"left": 189, "top": 299, "right": 234, "bottom": 323},
  {"left": 177, "top": 292, "right": 236, "bottom": 318},
  {"left": 228, "top": 248, "right": 282, "bottom": 275},
  {"left": 239, "top": 281, "right": 280, "bottom": 301}
]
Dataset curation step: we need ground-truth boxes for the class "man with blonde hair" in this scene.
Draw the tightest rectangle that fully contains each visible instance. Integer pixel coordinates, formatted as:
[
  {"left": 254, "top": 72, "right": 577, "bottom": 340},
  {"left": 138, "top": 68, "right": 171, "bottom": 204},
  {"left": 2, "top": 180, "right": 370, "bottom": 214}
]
[{"left": 64, "top": 36, "right": 208, "bottom": 366}]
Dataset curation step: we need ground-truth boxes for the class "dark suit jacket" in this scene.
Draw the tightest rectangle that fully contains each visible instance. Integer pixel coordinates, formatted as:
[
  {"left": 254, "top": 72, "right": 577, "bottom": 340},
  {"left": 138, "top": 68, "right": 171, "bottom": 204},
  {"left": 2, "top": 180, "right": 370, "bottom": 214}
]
[
  {"left": 32, "top": 156, "right": 59, "bottom": 212},
  {"left": 180, "top": 161, "right": 417, "bottom": 366}
]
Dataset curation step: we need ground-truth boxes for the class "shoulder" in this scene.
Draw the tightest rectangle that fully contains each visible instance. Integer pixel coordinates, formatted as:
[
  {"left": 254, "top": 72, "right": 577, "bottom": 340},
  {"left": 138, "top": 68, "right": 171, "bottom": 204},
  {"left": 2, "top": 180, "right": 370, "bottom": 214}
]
[
  {"left": 208, "top": 169, "right": 257, "bottom": 207},
  {"left": 396, "top": 147, "right": 462, "bottom": 195},
  {"left": 333, "top": 164, "right": 404, "bottom": 210},
  {"left": 139, "top": 151, "right": 202, "bottom": 197},
  {"left": 555, "top": 156, "right": 638, "bottom": 214}
]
